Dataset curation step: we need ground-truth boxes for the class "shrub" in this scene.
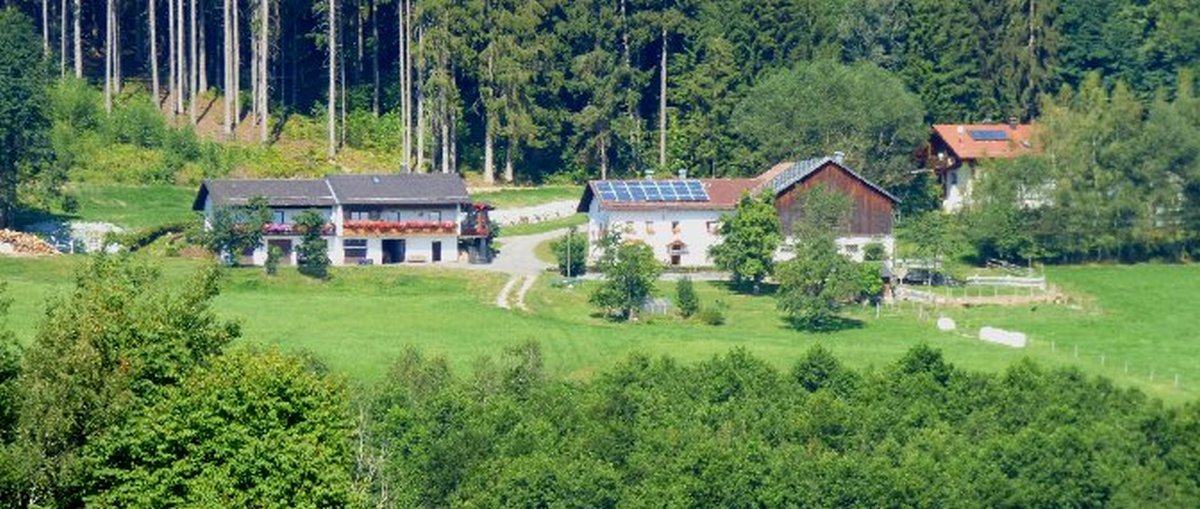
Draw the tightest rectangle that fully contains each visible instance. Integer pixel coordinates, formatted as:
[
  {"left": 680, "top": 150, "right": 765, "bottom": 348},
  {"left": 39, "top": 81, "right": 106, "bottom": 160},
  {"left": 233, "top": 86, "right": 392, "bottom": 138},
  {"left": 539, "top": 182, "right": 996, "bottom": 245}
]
[
  {"left": 107, "top": 220, "right": 196, "bottom": 252},
  {"left": 265, "top": 245, "right": 282, "bottom": 276},
  {"left": 698, "top": 306, "right": 725, "bottom": 326},
  {"left": 49, "top": 76, "right": 102, "bottom": 131},
  {"left": 675, "top": 277, "right": 700, "bottom": 318},
  {"left": 295, "top": 210, "right": 330, "bottom": 279},
  {"left": 550, "top": 228, "right": 586, "bottom": 277},
  {"left": 863, "top": 242, "right": 887, "bottom": 262},
  {"left": 104, "top": 93, "right": 167, "bottom": 148}
]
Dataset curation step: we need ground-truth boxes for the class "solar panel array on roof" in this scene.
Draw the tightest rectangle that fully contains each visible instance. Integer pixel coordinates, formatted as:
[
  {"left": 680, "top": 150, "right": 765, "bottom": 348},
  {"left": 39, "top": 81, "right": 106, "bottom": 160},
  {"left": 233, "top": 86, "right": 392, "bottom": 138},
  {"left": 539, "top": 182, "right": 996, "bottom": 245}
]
[
  {"left": 968, "top": 129, "right": 1009, "bottom": 141},
  {"left": 595, "top": 180, "right": 709, "bottom": 202}
]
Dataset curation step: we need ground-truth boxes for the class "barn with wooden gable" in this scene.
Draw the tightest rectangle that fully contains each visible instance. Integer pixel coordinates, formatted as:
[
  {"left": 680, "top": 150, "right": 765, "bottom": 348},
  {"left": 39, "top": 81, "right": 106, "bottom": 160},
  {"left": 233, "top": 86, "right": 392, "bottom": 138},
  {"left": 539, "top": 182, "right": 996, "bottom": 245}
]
[{"left": 577, "top": 154, "right": 898, "bottom": 267}]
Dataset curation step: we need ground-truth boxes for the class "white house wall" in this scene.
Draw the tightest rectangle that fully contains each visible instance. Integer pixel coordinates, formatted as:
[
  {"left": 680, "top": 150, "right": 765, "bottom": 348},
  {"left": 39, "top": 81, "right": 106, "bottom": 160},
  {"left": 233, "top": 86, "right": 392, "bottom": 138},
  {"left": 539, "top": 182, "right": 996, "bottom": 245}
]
[{"left": 586, "top": 201, "right": 725, "bottom": 267}]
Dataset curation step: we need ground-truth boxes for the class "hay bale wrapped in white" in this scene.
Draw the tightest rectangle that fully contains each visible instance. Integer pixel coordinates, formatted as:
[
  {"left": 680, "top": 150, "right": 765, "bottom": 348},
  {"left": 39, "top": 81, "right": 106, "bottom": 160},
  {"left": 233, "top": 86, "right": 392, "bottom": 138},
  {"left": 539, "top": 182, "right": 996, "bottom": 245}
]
[
  {"left": 979, "top": 327, "right": 1027, "bottom": 348},
  {"left": 936, "top": 317, "right": 956, "bottom": 332}
]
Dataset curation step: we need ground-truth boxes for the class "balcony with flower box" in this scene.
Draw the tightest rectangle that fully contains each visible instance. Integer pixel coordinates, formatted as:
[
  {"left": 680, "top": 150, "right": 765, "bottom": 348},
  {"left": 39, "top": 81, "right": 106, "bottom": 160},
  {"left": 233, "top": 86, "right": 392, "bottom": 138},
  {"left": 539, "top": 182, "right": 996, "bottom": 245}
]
[
  {"left": 342, "top": 220, "right": 458, "bottom": 237},
  {"left": 262, "top": 223, "right": 335, "bottom": 236}
]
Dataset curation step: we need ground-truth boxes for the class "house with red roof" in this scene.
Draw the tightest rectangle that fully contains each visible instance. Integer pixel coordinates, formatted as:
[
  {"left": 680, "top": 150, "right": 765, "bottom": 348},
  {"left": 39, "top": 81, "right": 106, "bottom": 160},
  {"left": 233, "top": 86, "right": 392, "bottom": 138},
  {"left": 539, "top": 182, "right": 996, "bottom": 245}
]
[
  {"left": 924, "top": 122, "right": 1038, "bottom": 211},
  {"left": 576, "top": 155, "right": 898, "bottom": 267}
]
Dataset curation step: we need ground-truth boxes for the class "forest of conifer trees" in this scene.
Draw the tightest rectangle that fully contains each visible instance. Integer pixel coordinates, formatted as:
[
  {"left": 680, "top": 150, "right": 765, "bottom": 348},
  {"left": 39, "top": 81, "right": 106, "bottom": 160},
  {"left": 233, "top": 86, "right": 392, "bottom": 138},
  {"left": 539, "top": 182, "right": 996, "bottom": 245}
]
[{"left": 8, "top": 0, "right": 1200, "bottom": 184}]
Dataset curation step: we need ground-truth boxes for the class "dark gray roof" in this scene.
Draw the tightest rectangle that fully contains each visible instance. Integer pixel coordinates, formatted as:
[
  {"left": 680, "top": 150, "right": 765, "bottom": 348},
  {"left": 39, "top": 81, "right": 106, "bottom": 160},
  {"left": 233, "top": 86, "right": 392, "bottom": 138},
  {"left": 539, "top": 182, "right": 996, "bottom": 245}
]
[
  {"left": 193, "top": 174, "right": 472, "bottom": 211},
  {"left": 325, "top": 174, "right": 470, "bottom": 205},
  {"left": 193, "top": 179, "right": 335, "bottom": 210}
]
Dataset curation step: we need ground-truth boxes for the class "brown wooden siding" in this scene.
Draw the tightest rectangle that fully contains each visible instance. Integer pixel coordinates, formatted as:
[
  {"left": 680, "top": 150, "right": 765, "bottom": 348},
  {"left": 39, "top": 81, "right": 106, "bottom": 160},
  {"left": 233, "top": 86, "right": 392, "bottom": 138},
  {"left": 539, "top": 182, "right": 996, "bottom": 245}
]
[{"left": 774, "top": 163, "right": 895, "bottom": 236}]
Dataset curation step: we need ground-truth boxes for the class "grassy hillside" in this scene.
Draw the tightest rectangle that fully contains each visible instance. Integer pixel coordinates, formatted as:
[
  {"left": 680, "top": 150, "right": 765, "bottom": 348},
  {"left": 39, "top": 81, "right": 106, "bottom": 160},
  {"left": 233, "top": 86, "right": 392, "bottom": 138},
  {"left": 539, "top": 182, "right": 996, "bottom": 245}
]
[{"left": 2, "top": 256, "right": 1196, "bottom": 403}]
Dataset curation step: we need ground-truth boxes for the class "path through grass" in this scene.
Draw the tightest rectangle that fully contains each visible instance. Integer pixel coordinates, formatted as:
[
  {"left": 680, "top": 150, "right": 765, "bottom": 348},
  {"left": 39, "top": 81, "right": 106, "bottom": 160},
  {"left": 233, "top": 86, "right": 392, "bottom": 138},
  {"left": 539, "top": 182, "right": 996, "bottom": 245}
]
[{"left": 2, "top": 256, "right": 1196, "bottom": 403}]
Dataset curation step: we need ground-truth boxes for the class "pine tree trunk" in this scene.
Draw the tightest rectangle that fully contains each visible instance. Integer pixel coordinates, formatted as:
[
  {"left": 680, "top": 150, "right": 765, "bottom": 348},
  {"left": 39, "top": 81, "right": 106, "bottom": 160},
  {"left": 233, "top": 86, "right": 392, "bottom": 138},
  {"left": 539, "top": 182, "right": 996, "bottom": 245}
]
[
  {"left": 401, "top": 0, "right": 411, "bottom": 171},
  {"left": 449, "top": 107, "right": 457, "bottom": 174},
  {"left": 483, "top": 119, "right": 494, "bottom": 184},
  {"left": 223, "top": 0, "right": 232, "bottom": 136},
  {"left": 370, "top": 0, "right": 378, "bottom": 116},
  {"left": 176, "top": 0, "right": 185, "bottom": 114},
  {"left": 189, "top": 0, "right": 197, "bottom": 124},
  {"left": 105, "top": 0, "right": 113, "bottom": 114},
  {"left": 150, "top": 0, "right": 159, "bottom": 103},
  {"left": 355, "top": 0, "right": 363, "bottom": 80},
  {"left": 73, "top": 0, "right": 81, "bottom": 78},
  {"left": 327, "top": 0, "right": 337, "bottom": 159},
  {"left": 232, "top": 0, "right": 240, "bottom": 127},
  {"left": 439, "top": 89, "right": 448, "bottom": 174},
  {"left": 599, "top": 137, "right": 607, "bottom": 180},
  {"left": 658, "top": 27, "right": 667, "bottom": 171},
  {"left": 199, "top": 5, "right": 207, "bottom": 93},
  {"left": 168, "top": 0, "right": 176, "bottom": 110},
  {"left": 504, "top": 139, "right": 514, "bottom": 182},
  {"left": 259, "top": 0, "right": 268, "bottom": 142},
  {"left": 59, "top": 0, "right": 66, "bottom": 77},
  {"left": 114, "top": 0, "right": 122, "bottom": 92},
  {"left": 42, "top": 0, "right": 49, "bottom": 56},
  {"left": 415, "top": 25, "right": 424, "bottom": 172}
]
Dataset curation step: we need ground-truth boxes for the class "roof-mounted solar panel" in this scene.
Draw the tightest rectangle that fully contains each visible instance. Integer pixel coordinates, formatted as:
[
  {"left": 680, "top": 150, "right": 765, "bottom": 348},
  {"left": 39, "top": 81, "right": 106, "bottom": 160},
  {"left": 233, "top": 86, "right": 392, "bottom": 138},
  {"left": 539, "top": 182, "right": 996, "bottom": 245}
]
[
  {"left": 595, "top": 180, "right": 709, "bottom": 202},
  {"left": 968, "top": 129, "right": 1009, "bottom": 141}
]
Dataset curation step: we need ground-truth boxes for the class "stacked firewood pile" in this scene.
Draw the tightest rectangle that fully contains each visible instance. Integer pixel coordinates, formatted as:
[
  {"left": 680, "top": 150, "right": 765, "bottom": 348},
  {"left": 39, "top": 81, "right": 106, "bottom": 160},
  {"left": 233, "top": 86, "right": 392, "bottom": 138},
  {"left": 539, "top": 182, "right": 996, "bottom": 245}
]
[{"left": 0, "top": 229, "right": 60, "bottom": 255}]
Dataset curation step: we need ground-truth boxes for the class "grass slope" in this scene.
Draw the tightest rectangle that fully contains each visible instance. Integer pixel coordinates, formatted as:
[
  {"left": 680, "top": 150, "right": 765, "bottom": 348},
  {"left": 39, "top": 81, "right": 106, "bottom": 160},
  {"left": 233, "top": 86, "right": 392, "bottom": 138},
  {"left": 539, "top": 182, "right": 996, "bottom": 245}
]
[
  {"left": 2, "top": 256, "right": 1196, "bottom": 403},
  {"left": 499, "top": 213, "right": 587, "bottom": 237},
  {"left": 472, "top": 185, "right": 581, "bottom": 209},
  {"left": 19, "top": 184, "right": 198, "bottom": 231}
]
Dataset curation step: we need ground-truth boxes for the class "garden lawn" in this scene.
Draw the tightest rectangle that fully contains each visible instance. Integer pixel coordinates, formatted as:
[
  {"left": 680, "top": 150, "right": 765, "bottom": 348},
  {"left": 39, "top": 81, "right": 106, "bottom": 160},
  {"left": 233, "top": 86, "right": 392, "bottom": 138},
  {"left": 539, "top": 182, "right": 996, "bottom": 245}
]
[
  {"left": 19, "top": 184, "right": 199, "bottom": 231},
  {"left": 2, "top": 256, "right": 1197, "bottom": 403},
  {"left": 471, "top": 185, "right": 581, "bottom": 209}
]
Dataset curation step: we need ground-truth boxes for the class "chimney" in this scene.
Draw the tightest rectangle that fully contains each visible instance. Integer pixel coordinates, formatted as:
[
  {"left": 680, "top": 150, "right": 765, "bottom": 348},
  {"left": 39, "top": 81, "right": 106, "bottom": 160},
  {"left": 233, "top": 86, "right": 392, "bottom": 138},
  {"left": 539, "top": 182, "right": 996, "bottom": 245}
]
[
  {"left": 678, "top": 168, "right": 688, "bottom": 179},
  {"left": 644, "top": 169, "right": 655, "bottom": 180},
  {"left": 1007, "top": 116, "right": 1019, "bottom": 129},
  {"left": 833, "top": 151, "right": 845, "bottom": 164}
]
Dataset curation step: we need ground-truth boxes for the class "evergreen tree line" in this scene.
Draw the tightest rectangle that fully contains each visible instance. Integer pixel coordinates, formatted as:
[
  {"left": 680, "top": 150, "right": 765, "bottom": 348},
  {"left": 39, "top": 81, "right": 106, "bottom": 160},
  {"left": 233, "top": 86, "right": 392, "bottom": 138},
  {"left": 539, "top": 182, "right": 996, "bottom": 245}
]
[
  {"left": 8, "top": 0, "right": 1200, "bottom": 183},
  {"left": 1, "top": 255, "right": 1198, "bottom": 507}
]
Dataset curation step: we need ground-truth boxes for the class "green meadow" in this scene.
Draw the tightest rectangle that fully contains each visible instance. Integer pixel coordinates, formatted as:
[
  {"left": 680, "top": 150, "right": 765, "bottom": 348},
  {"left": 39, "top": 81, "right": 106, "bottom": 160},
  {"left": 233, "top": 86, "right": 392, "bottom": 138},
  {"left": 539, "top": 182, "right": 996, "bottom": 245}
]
[{"left": 2, "top": 255, "right": 1197, "bottom": 404}]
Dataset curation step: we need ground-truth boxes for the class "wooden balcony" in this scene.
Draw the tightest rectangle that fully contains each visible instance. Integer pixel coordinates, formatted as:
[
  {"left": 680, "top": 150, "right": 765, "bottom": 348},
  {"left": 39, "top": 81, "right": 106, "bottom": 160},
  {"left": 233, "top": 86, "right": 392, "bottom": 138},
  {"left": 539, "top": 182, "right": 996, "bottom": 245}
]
[{"left": 343, "top": 220, "right": 457, "bottom": 236}]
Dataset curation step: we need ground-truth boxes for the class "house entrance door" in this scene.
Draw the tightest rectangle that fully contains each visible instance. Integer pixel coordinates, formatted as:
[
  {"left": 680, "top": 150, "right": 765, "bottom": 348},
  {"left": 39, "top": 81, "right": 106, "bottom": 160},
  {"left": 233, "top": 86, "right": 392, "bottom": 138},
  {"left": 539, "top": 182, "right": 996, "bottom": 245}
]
[
  {"left": 432, "top": 241, "right": 442, "bottom": 262},
  {"left": 382, "top": 239, "right": 406, "bottom": 264}
]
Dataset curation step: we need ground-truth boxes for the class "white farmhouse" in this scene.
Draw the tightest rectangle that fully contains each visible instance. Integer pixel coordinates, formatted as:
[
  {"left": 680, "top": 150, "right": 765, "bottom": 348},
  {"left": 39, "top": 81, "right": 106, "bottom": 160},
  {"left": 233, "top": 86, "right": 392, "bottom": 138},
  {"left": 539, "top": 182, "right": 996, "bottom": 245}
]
[
  {"left": 577, "top": 156, "right": 899, "bottom": 267},
  {"left": 192, "top": 174, "right": 493, "bottom": 266}
]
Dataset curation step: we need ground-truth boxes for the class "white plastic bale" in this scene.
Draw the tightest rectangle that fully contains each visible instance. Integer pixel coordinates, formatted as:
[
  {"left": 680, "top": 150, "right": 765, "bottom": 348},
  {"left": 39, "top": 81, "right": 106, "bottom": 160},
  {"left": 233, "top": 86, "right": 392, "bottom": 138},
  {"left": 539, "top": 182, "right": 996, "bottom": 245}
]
[{"left": 979, "top": 326, "right": 1027, "bottom": 348}]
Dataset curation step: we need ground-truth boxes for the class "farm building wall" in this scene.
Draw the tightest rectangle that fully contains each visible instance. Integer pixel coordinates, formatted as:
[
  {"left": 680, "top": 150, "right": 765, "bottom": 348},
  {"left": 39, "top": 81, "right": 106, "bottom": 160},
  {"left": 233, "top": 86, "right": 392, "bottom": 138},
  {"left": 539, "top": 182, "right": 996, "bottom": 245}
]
[{"left": 774, "top": 162, "right": 894, "bottom": 237}]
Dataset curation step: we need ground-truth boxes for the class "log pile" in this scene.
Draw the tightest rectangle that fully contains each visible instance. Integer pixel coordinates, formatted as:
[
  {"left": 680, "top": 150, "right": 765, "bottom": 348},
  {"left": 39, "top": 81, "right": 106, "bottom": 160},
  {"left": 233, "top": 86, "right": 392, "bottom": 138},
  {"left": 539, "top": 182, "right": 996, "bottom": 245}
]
[{"left": 0, "top": 229, "right": 60, "bottom": 256}]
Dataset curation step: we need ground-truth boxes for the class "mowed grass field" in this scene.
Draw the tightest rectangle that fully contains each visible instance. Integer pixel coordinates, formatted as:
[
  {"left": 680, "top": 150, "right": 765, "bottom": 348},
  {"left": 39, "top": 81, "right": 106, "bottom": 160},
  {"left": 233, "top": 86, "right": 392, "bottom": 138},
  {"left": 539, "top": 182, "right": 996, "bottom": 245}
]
[{"left": 2, "top": 256, "right": 1198, "bottom": 403}]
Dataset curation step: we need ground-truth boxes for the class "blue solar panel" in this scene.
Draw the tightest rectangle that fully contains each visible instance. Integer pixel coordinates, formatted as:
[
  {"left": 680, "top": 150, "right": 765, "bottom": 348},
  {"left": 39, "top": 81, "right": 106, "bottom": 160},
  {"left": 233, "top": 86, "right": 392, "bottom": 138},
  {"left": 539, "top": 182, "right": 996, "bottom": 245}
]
[
  {"left": 968, "top": 129, "right": 1009, "bottom": 141},
  {"left": 595, "top": 180, "right": 709, "bottom": 202}
]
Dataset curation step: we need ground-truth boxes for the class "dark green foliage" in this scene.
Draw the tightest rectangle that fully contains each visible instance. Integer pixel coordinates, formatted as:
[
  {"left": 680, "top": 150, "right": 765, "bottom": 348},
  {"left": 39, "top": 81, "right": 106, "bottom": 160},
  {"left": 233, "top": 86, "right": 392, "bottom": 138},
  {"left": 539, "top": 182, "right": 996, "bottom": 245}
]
[
  {"left": 0, "top": 8, "right": 50, "bottom": 229},
  {"left": 732, "top": 60, "right": 926, "bottom": 189},
  {"left": 103, "top": 93, "right": 168, "bottom": 148},
  {"left": 16, "top": 255, "right": 239, "bottom": 506},
  {"left": 589, "top": 233, "right": 663, "bottom": 320},
  {"left": 202, "top": 196, "right": 271, "bottom": 266},
  {"left": 550, "top": 227, "right": 587, "bottom": 277},
  {"left": 776, "top": 187, "right": 862, "bottom": 330},
  {"left": 862, "top": 242, "right": 887, "bottom": 262},
  {"left": 966, "top": 71, "right": 1200, "bottom": 262},
  {"left": 82, "top": 349, "right": 355, "bottom": 508},
  {"left": 674, "top": 277, "right": 699, "bottom": 318},
  {"left": 105, "top": 220, "right": 195, "bottom": 252},
  {"left": 265, "top": 245, "right": 282, "bottom": 276},
  {"left": 709, "top": 192, "right": 780, "bottom": 291},
  {"left": 358, "top": 345, "right": 1200, "bottom": 507},
  {"left": 696, "top": 306, "right": 725, "bottom": 326},
  {"left": 295, "top": 210, "right": 330, "bottom": 279}
]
